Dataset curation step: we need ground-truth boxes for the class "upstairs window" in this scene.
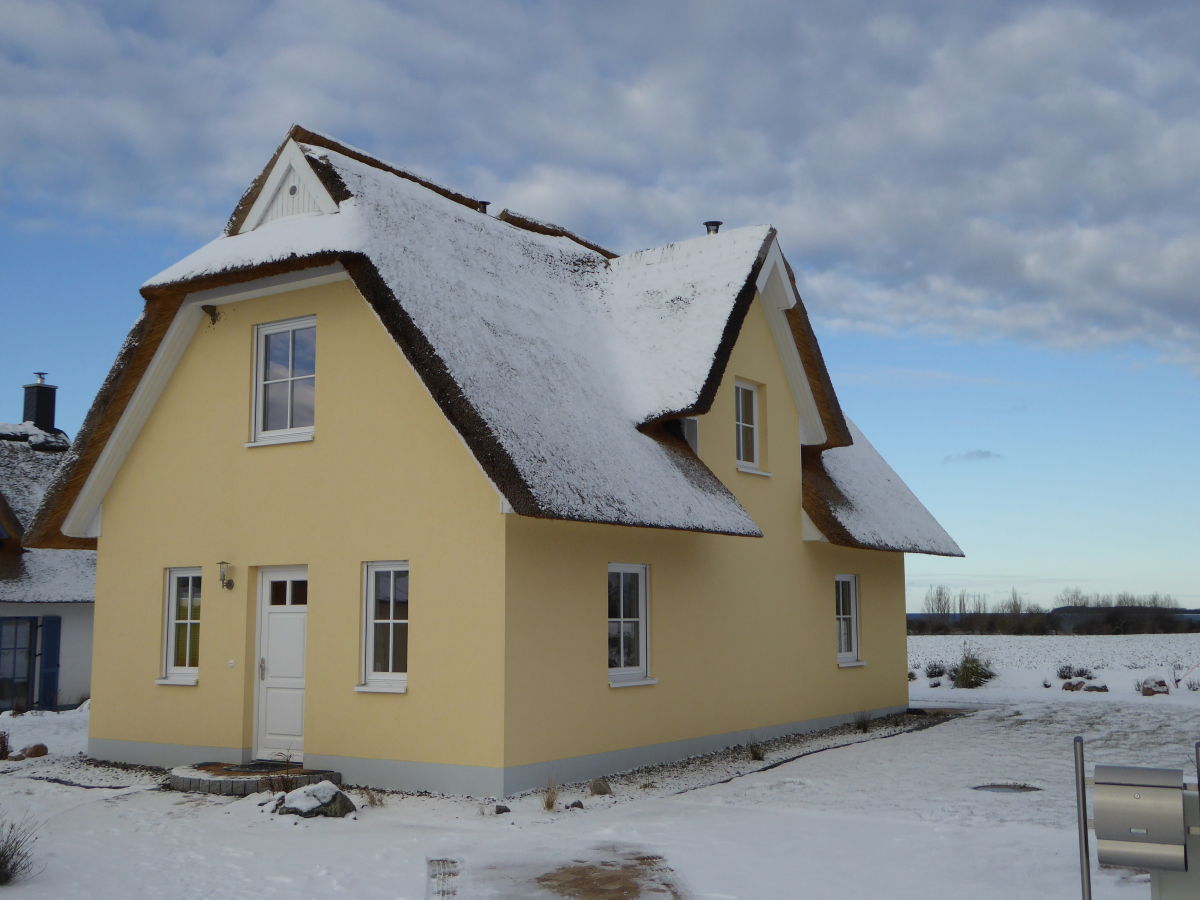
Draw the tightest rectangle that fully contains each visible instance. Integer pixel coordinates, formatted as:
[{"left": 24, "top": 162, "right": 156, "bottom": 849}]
[
  {"left": 252, "top": 316, "right": 316, "bottom": 444},
  {"left": 734, "top": 381, "right": 759, "bottom": 468},
  {"left": 681, "top": 416, "right": 700, "bottom": 454}
]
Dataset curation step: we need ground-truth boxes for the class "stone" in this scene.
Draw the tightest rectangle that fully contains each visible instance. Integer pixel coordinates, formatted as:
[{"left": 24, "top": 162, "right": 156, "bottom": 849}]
[
  {"left": 278, "top": 780, "right": 356, "bottom": 818},
  {"left": 20, "top": 743, "right": 47, "bottom": 758},
  {"left": 589, "top": 777, "right": 612, "bottom": 796},
  {"left": 1083, "top": 683, "right": 1109, "bottom": 693},
  {"left": 567, "top": 800, "right": 584, "bottom": 809},
  {"left": 495, "top": 804, "right": 511, "bottom": 815},
  {"left": 1141, "top": 679, "right": 1170, "bottom": 696},
  {"left": 1062, "top": 680, "right": 1084, "bottom": 691},
  {"left": 8, "top": 754, "right": 24, "bottom": 762}
]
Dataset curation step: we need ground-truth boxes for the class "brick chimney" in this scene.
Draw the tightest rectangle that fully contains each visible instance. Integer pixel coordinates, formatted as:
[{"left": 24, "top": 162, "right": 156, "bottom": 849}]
[{"left": 23, "top": 373, "right": 57, "bottom": 432}]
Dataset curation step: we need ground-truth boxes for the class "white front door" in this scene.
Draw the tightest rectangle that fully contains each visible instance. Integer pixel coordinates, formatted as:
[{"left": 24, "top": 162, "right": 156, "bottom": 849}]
[{"left": 256, "top": 566, "right": 308, "bottom": 761}]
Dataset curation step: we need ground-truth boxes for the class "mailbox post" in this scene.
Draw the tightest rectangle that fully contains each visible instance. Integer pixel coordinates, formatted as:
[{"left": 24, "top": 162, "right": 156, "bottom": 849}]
[{"left": 1076, "top": 741, "right": 1200, "bottom": 900}]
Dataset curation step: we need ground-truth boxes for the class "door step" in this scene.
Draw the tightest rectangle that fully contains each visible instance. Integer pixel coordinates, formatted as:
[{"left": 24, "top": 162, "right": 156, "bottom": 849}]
[{"left": 168, "top": 761, "right": 342, "bottom": 796}]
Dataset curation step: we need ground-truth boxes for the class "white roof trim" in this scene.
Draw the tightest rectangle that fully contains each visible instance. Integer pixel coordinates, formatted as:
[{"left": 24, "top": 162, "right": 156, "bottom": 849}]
[
  {"left": 755, "top": 239, "right": 828, "bottom": 447},
  {"left": 61, "top": 266, "right": 349, "bottom": 538},
  {"left": 238, "top": 139, "right": 338, "bottom": 234}
]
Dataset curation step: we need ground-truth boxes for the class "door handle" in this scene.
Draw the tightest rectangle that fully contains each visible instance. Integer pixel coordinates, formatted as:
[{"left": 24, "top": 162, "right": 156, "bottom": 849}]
[{"left": 259, "top": 657, "right": 266, "bottom": 680}]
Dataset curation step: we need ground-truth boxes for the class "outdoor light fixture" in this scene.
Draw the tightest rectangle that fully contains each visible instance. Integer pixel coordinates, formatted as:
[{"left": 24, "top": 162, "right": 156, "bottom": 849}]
[{"left": 218, "top": 562, "right": 234, "bottom": 591}]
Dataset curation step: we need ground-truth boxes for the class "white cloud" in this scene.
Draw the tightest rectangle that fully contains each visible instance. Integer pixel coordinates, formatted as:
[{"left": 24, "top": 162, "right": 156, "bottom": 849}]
[{"left": 2, "top": 0, "right": 1198, "bottom": 367}]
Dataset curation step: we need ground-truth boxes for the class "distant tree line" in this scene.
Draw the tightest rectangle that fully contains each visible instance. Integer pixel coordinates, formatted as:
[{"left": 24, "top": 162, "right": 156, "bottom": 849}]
[{"left": 908, "top": 586, "right": 1199, "bottom": 635}]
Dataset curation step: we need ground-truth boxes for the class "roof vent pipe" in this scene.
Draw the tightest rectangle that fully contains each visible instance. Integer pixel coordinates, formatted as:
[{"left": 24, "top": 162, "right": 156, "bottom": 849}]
[
  {"left": 477, "top": 200, "right": 490, "bottom": 214},
  {"left": 23, "top": 373, "right": 57, "bottom": 432},
  {"left": 704, "top": 220, "right": 723, "bottom": 235}
]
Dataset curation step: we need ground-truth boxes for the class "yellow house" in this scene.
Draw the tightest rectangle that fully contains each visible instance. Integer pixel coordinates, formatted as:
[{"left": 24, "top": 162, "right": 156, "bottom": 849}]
[{"left": 29, "top": 127, "right": 961, "bottom": 796}]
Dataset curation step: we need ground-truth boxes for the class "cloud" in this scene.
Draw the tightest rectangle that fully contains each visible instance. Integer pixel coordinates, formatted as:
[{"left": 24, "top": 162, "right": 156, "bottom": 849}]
[
  {"left": 943, "top": 450, "right": 1004, "bottom": 464},
  {"left": 2, "top": 0, "right": 1199, "bottom": 367}
]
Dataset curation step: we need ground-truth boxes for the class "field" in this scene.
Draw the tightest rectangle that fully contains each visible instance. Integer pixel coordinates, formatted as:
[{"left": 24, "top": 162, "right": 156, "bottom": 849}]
[{"left": 0, "top": 634, "right": 1197, "bottom": 898}]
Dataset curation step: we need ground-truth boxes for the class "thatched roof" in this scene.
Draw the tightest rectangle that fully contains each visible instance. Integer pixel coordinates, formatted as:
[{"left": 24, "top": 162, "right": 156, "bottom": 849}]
[{"left": 27, "top": 126, "right": 959, "bottom": 557}]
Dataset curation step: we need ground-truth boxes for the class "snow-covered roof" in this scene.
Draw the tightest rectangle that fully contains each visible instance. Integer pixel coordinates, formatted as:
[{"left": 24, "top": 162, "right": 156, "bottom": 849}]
[
  {"left": 803, "top": 420, "right": 963, "bottom": 557},
  {"left": 145, "top": 138, "right": 775, "bottom": 535},
  {"left": 28, "top": 126, "right": 959, "bottom": 557},
  {"left": 0, "top": 426, "right": 96, "bottom": 602}
]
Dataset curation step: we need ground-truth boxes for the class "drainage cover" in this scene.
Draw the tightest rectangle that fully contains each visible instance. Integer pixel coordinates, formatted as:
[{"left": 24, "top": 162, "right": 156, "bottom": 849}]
[{"left": 973, "top": 783, "right": 1041, "bottom": 792}]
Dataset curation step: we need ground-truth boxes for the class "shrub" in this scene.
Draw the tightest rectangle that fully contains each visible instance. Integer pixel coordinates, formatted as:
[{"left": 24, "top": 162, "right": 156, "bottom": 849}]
[
  {"left": 748, "top": 741, "right": 765, "bottom": 762},
  {"left": 1073, "top": 667, "right": 1094, "bottom": 680},
  {"left": 0, "top": 732, "right": 8, "bottom": 761},
  {"left": 1056, "top": 663, "right": 1074, "bottom": 680},
  {"left": 854, "top": 711, "right": 872, "bottom": 733},
  {"left": 907, "top": 670, "right": 917, "bottom": 681},
  {"left": 924, "top": 661, "right": 946, "bottom": 679},
  {"left": 1187, "top": 680, "right": 1200, "bottom": 692},
  {"left": 949, "top": 646, "right": 996, "bottom": 689},
  {"left": 0, "top": 816, "right": 38, "bottom": 885}
]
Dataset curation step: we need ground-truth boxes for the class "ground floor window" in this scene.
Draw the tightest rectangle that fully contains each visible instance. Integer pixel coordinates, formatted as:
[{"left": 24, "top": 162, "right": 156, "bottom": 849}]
[
  {"left": 608, "top": 563, "right": 649, "bottom": 682},
  {"left": 363, "top": 561, "right": 409, "bottom": 689},
  {"left": 163, "top": 568, "right": 201, "bottom": 683},
  {"left": 835, "top": 574, "right": 859, "bottom": 663}
]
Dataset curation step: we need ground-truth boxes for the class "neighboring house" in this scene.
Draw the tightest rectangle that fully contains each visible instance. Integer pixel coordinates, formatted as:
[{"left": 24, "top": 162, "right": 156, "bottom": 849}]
[
  {"left": 0, "top": 376, "right": 95, "bottom": 710},
  {"left": 28, "top": 127, "right": 961, "bottom": 795}
]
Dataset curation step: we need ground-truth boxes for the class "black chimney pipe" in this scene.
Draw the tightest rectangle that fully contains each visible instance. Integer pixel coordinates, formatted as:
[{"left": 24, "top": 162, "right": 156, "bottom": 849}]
[{"left": 23, "top": 373, "right": 57, "bottom": 432}]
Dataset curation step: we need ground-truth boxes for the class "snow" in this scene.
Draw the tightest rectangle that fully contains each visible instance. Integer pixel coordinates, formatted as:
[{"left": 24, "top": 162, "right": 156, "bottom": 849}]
[
  {"left": 818, "top": 418, "right": 963, "bottom": 556},
  {"left": 280, "top": 780, "right": 346, "bottom": 813},
  {"left": 0, "top": 430, "right": 95, "bottom": 603},
  {"left": 145, "top": 142, "right": 771, "bottom": 535},
  {"left": 2, "top": 635, "right": 1198, "bottom": 897}
]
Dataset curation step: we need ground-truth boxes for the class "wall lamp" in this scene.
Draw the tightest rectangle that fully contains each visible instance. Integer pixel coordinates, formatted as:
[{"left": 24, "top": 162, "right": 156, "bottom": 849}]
[{"left": 218, "top": 561, "right": 235, "bottom": 591}]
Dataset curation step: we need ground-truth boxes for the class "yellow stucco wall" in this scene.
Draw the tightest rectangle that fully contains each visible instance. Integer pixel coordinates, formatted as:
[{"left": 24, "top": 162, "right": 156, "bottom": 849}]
[
  {"left": 91, "top": 278, "right": 507, "bottom": 767},
  {"left": 501, "top": 297, "right": 907, "bottom": 768}
]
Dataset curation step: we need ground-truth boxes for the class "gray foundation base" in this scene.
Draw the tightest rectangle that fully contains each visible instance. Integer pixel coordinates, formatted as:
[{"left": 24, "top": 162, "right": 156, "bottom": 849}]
[
  {"left": 89, "top": 705, "right": 904, "bottom": 797},
  {"left": 89, "top": 737, "right": 251, "bottom": 769},
  {"left": 312, "top": 704, "right": 906, "bottom": 798}
]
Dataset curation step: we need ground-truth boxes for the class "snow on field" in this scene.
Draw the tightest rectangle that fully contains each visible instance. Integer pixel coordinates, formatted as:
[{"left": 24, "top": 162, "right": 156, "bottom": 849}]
[{"left": 0, "top": 637, "right": 1197, "bottom": 898}]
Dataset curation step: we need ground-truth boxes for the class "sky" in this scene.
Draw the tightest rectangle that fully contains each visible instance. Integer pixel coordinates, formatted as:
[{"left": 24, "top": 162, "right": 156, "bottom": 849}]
[{"left": 2, "top": 0, "right": 1197, "bottom": 609}]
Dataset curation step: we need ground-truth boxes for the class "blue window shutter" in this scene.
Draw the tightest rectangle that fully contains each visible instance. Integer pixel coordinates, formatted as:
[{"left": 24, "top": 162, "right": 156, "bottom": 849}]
[{"left": 37, "top": 617, "right": 61, "bottom": 710}]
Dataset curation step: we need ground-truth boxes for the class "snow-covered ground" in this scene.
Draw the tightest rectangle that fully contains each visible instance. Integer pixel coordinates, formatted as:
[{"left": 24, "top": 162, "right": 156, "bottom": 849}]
[{"left": 0, "top": 635, "right": 1198, "bottom": 898}]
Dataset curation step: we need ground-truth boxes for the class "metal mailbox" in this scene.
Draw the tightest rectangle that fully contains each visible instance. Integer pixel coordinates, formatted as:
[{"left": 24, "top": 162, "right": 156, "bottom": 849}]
[{"left": 1094, "top": 765, "right": 1187, "bottom": 872}]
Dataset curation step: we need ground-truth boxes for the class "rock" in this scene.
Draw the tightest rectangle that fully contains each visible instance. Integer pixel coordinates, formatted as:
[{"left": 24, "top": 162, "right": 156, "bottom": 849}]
[
  {"left": 21, "top": 743, "right": 47, "bottom": 757},
  {"left": 1042, "top": 680, "right": 1052, "bottom": 688},
  {"left": 8, "top": 754, "right": 24, "bottom": 762},
  {"left": 1062, "top": 680, "right": 1084, "bottom": 691},
  {"left": 566, "top": 800, "right": 584, "bottom": 809},
  {"left": 1141, "top": 679, "right": 1170, "bottom": 696},
  {"left": 1083, "top": 683, "right": 1109, "bottom": 692},
  {"left": 589, "top": 777, "right": 612, "bottom": 796},
  {"left": 495, "top": 804, "right": 511, "bottom": 815},
  {"left": 277, "top": 780, "right": 356, "bottom": 818}
]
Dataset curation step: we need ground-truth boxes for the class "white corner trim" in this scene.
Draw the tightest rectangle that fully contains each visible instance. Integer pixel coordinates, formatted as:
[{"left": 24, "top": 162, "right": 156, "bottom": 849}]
[
  {"left": 609, "top": 677, "right": 658, "bottom": 688},
  {"left": 60, "top": 265, "right": 348, "bottom": 539},
  {"left": 754, "top": 239, "right": 827, "bottom": 448},
  {"left": 238, "top": 139, "right": 338, "bottom": 233}
]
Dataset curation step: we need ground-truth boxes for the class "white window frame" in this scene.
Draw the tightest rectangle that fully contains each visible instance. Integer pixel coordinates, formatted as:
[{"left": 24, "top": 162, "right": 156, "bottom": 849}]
[
  {"left": 357, "top": 561, "right": 409, "bottom": 693},
  {"left": 835, "top": 574, "right": 861, "bottom": 665},
  {"left": 734, "top": 380, "right": 760, "bottom": 470},
  {"left": 158, "top": 567, "right": 201, "bottom": 686},
  {"left": 608, "top": 563, "right": 653, "bottom": 686},
  {"left": 250, "top": 315, "right": 316, "bottom": 446},
  {"left": 681, "top": 416, "right": 700, "bottom": 454}
]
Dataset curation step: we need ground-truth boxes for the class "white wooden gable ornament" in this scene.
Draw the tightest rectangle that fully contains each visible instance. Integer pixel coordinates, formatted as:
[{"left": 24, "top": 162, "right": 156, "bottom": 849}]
[{"left": 237, "top": 140, "right": 338, "bottom": 233}]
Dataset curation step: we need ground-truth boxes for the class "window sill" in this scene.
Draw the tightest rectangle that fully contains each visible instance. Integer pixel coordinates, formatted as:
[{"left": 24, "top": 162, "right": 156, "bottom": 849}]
[
  {"left": 837, "top": 660, "right": 866, "bottom": 669},
  {"left": 354, "top": 682, "right": 408, "bottom": 694},
  {"left": 609, "top": 676, "right": 658, "bottom": 688},
  {"left": 245, "top": 431, "right": 314, "bottom": 448},
  {"left": 155, "top": 674, "right": 198, "bottom": 686},
  {"left": 736, "top": 464, "right": 772, "bottom": 477}
]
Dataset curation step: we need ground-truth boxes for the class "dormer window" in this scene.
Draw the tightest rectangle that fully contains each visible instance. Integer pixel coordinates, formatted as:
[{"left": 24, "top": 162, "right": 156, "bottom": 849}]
[
  {"left": 735, "top": 381, "right": 759, "bottom": 469},
  {"left": 251, "top": 316, "right": 316, "bottom": 445}
]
